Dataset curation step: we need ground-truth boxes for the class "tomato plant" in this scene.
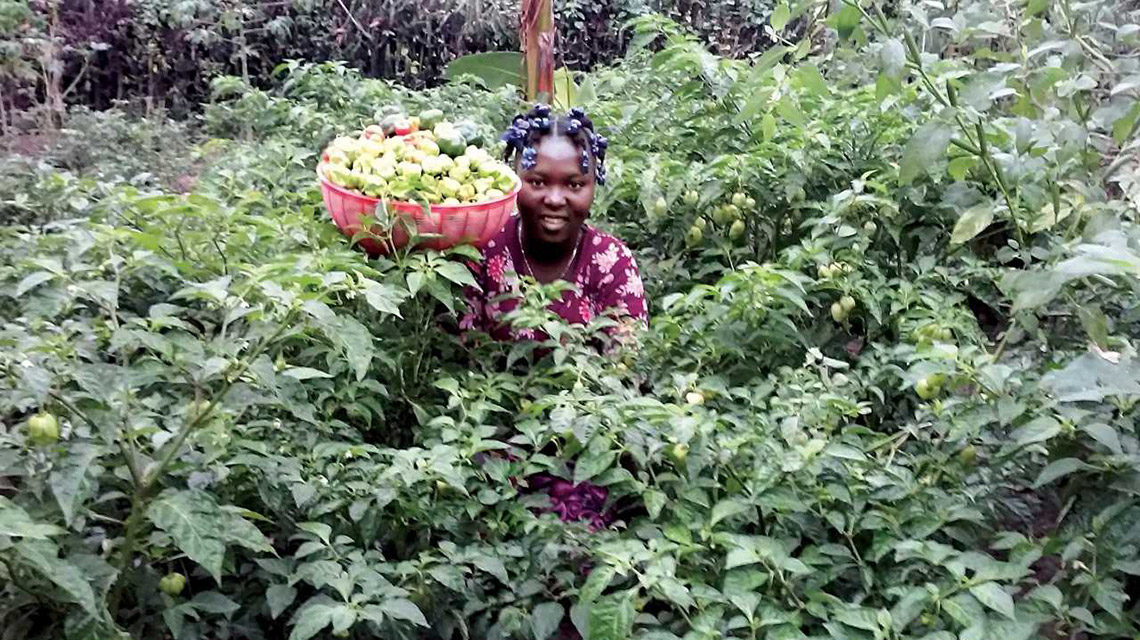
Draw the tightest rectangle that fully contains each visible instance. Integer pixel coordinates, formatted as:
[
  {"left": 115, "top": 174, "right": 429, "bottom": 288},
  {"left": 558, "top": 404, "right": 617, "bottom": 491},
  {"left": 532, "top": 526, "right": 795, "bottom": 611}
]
[{"left": 2, "top": 0, "right": 1139, "bottom": 639}]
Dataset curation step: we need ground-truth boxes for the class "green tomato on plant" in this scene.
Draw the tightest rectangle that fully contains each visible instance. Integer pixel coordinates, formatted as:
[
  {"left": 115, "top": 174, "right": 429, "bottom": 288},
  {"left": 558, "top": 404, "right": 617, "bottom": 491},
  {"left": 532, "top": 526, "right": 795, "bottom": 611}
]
[
  {"left": 159, "top": 572, "right": 187, "bottom": 596},
  {"left": 27, "top": 412, "right": 60, "bottom": 445}
]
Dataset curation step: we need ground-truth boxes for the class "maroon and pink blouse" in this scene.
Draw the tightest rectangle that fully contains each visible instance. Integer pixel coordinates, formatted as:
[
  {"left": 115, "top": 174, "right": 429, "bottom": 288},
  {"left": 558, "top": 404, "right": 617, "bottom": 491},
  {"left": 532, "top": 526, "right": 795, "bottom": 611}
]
[
  {"left": 462, "top": 214, "right": 648, "bottom": 529},
  {"left": 461, "top": 215, "right": 648, "bottom": 341}
]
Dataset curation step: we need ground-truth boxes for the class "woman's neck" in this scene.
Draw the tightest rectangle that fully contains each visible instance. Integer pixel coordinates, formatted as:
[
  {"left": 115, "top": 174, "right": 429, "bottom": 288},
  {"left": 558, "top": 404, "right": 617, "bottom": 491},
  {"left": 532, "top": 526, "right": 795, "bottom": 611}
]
[{"left": 520, "top": 220, "right": 581, "bottom": 266}]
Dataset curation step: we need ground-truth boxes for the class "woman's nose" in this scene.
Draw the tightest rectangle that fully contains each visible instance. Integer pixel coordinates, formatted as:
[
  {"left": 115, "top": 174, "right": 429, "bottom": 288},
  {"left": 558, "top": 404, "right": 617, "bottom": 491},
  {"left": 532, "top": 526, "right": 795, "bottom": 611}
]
[{"left": 543, "top": 187, "right": 567, "bottom": 207}]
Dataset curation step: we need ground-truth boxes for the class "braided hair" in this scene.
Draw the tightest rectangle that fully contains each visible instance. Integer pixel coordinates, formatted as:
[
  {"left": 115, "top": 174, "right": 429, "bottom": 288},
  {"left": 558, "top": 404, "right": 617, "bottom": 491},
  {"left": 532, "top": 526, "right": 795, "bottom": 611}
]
[{"left": 500, "top": 104, "right": 609, "bottom": 185}]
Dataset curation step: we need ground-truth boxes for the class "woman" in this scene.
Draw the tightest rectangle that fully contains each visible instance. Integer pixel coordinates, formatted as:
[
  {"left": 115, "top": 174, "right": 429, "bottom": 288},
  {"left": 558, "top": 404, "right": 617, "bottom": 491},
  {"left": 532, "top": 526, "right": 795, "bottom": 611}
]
[
  {"left": 461, "top": 104, "right": 647, "bottom": 347},
  {"left": 461, "top": 105, "right": 648, "bottom": 530}
]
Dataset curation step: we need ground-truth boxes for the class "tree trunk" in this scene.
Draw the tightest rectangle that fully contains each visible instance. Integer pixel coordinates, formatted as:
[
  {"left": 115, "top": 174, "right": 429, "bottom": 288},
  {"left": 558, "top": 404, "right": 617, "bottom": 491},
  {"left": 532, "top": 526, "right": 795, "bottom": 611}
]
[{"left": 521, "top": 0, "right": 554, "bottom": 104}]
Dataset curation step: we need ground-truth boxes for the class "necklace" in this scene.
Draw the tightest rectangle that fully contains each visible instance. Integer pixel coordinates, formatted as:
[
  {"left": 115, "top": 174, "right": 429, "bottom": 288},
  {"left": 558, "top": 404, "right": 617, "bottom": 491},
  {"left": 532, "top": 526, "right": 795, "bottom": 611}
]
[{"left": 517, "top": 219, "right": 582, "bottom": 282}]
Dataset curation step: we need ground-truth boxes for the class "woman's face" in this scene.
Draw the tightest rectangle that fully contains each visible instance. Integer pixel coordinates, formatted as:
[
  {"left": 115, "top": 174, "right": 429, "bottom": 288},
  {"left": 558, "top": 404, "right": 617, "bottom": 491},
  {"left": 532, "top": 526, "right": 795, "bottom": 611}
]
[{"left": 517, "top": 135, "right": 596, "bottom": 248}]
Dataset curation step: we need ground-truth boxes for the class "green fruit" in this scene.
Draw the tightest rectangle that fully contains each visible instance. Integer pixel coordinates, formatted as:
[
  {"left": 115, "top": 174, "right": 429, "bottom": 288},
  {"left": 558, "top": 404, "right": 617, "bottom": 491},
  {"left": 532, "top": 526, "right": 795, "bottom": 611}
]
[
  {"left": 725, "top": 203, "right": 741, "bottom": 219},
  {"left": 683, "top": 190, "right": 699, "bottom": 206},
  {"left": 732, "top": 192, "right": 747, "bottom": 207},
  {"left": 712, "top": 206, "right": 733, "bottom": 226},
  {"left": 448, "top": 165, "right": 471, "bottom": 182},
  {"left": 958, "top": 445, "right": 977, "bottom": 466},
  {"left": 685, "top": 391, "right": 705, "bottom": 405},
  {"left": 27, "top": 413, "right": 59, "bottom": 445},
  {"left": 729, "top": 219, "right": 746, "bottom": 241},
  {"left": 416, "top": 139, "right": 440, "bottom": 157},
  {"left": 159, "top": 572, "right": 187, "bottom": 596},
  {"left": 745, "top": 197, "right": 756, "bottom": 209},
  {"left": 670, "top": 443, "right": 690, "bottom": 463},
  {"left": 830, "top": 302, "right": 846, "bottom": 322},
  {"left": 840, "top": 295, "right": 856, "bottom": 312},
  {"left": 437, "top": 133, "right": 467, "bottom": 158},
  {"left": 863, "top": 221, "right": 877, "bottom": 233},
  {"left": 915, "top": 377, "right": 936, "bottom": 399},
  {"left": 653, "top": 197, "right": 668, "bottom": 216},
  {"left": 685, "top": 225, "right": 704, "bottom": 247},
  {"left": 419, "top": 108, "right": 444, "bottom": 130},
  {"left": 693, "top": 216, "right": 707, "bottom": 231},
  {"left": 397, "top": 162, "right": 423, "bottom": 178},
  {"left": 324, "top": 166, "right": 357, "bottom": 189}
]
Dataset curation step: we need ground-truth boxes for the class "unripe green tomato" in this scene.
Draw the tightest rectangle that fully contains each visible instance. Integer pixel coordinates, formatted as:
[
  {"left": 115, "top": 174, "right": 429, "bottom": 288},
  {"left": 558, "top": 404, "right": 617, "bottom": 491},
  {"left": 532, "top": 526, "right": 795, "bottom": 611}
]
[
  {"left": 830, "top": 302, "right": 846, "bottom": 322},
  {"left": 693, "top": 216, "right": 707, "bottom": 231},
  {"left": 27, "top": 413, "right": 60, "bottom": 445},
  {"left": 957, "top": 445, "right": 977, "bottom": 466},
  {"left": 725, "top": 203, "right": 741, "bottom": 219},
  {"left": 670, "top": 443, "right": 689, "bottom": 463},
  {"left": 685, "top": 391, "right": 705, "bottom": 405},
  {"left": 652, "top": 196, "right": 668, "bottom": 216},
  {"left": 840, "top": 295, "right": 856, "bottom": 312},
  {"left": 732, "top": 192, "right": 747, "bottom": 207},
  {"left": 863, "top": 221, "right": 877, "bottom": 234},
  {"left": 159, "top": 572, "right": 187, "bottom": 596},
  {"left": 685, "top": 225, "right": 703, "bottom": 247},
  {"left": 915, "top": 377, "right": 936, "bottom": 399},
  {"left": 937, "top": 327, "right": 952, "bottom": 341},
  {"left": 729, "top": 219, "right": 746, "bottom": 241},
  {"left": 683, "top": 190, "right": 699, "bottom": 206},
  {"left": 816, "top": 264, "right": 831, "bottom": 279},
  {"left": 745, "top": 197, "right": 756, "bottom": 209}
]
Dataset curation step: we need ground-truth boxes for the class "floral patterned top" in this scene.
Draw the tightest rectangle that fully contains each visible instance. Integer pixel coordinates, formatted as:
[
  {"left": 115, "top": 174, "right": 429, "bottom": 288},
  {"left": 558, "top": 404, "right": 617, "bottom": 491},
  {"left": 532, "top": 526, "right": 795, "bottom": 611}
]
[
  {"left": 460, "top": 215, "right": 649, "bottom": 342},
  {"left": 462, "top": 215, "right": 648, "bottom": 529}
]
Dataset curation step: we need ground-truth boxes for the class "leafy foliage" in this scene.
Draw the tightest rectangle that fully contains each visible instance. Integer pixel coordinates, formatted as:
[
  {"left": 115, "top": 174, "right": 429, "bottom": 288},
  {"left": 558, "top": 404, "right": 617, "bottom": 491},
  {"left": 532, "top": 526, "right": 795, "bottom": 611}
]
[{"left": 2, "top": 1, "right": 1140, "bottom": 639}]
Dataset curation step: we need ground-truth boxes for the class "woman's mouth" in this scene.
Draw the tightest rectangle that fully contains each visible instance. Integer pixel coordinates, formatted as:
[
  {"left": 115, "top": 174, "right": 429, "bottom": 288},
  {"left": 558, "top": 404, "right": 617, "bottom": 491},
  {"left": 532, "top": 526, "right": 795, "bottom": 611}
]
[{"left": 538, "top": 214, "right": 569, "bottom": 234}]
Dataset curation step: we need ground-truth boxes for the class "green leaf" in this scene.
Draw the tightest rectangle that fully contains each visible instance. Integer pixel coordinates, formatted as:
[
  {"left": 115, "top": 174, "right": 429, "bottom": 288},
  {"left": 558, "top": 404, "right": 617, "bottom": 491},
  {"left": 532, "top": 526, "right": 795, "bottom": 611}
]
[
  {"left": 436, "top": 261, "right": 477, "bottom": 288},
  {"left": 833, "top": 3, "right": 861, "bottom": 40},
  {"left": 968, "top": 582, "right": 1016, "bottom": 619},
  {"left": 771, "top": 4, "right": 791, "bottom": 31},
  {"left": 574, "top": 449, "right": 616, "bottom": 484},
  {"left": 532, "top": 602, "right": 565, "bottom": 640},
  {"left": 472, "top": 553, "right": 509, "bottom": 583},
  {"left": 267, "top": 584, "right": 297, "bottom": 620},
  {"left": 579, "top": 565, "right": 616, "bottom": 603},
  {"left": 190, "top": 591, "right": 240, "bottom": 616},
  {"left": 899, "top": 123, "right": 954, "bottom": 185},
  {"left": 15, "top": 539, "right": 101, "bottom": 618},
  {"left": 289, "top": 598, "right": 336, "bottom": 640},
  {"left": 1034, "top": 458, "right": 1093, "bottom": 488},
  {"left": 950, "top": 203, "right": 995, "bottom": 244},
  {"left": 361, "top": 280, "right": 406, "bottom": 317},
  {"left": 148, "top": 490, "right": 270, "bottom": 583},
  {"left": 0, "top": 497, "right": 65, "bottom": 539},
  {"left": 891, "top": 587, "right": 930, "bottom": 631},
  {"left": 15, "top": 271, "right": 56, "bottom": 296},
  {"left": 835, "top": 607, "right": 879, "bottom": 631},
  {"left": 445, "top": 52, "right": 523, "bottom": 89},
  {"left": 710, "top": 498, "right": 750, "bottom": 527},
  {"left": 553, "top": 67, "right": 578, "bottom": 110},
  {"left": 776, "top": 96, "right": 806, "bottom": 127},
  {"left": 792, "top": 64, "right": 828, "bottom": 95},
  {"left": 50, "top": 444, "right": 102, "bottom": 525},
  {"left": 586, "top": 590, "right": 635, "bottom": 640},
  {"left": 380, "top": 598, "right": 429, "bottom": 627},
  {"left": 1011, "top": 416, "right": 1061, "bottom": 445}
]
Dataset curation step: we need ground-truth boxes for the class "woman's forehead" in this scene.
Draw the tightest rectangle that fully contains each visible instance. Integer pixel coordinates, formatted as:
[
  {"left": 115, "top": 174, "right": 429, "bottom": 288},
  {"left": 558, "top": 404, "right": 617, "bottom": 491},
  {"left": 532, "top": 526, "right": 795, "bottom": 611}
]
[{"left": 532, "top": 136, "right": 590, "bottom": 172}]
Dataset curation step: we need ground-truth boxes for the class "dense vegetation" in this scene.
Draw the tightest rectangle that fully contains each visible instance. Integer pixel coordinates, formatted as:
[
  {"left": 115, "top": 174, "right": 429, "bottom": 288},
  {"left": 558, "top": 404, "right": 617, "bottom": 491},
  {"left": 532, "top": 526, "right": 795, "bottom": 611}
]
[
  {"left": 0, "top": 0, "right": 777, "bottom": 122},
  {"left": 2, "top": 0, "right": 1140, "bottom": 639}
]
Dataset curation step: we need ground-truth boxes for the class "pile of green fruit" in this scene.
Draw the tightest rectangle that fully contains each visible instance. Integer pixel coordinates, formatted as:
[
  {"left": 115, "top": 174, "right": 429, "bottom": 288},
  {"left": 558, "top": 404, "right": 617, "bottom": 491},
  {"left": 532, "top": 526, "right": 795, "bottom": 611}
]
[{"left": 317, "top": 108, "right": 519, "bottom": 206}]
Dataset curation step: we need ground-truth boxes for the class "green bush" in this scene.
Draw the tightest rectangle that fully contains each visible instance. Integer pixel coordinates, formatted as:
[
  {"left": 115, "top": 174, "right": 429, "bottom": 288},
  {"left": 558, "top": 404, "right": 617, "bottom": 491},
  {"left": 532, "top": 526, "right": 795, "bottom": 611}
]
[{"left": 1, "top": 1, "right": 1139, "bottom": 640}]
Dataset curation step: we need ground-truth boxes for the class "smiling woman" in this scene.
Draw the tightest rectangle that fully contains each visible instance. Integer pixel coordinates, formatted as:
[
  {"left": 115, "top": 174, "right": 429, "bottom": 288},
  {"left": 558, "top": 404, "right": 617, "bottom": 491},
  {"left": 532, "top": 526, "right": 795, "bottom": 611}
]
[{"left": 460, "top": 104, "right": 648, "bottom": 345}]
